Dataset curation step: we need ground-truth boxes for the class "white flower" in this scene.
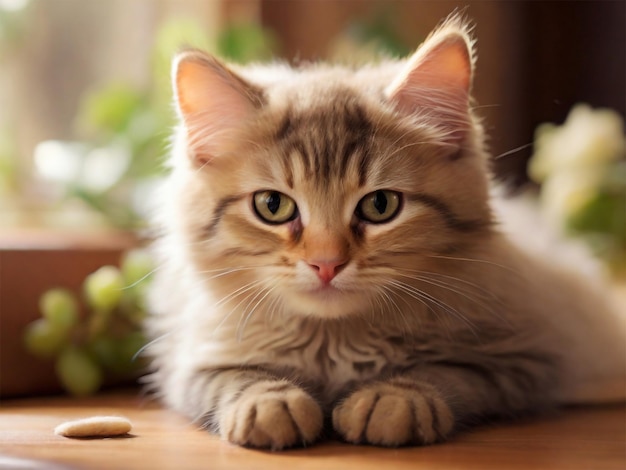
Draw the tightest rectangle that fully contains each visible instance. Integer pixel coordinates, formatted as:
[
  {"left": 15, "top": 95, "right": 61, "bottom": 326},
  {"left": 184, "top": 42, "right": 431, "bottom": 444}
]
[
  {"left": 34, "top": 139, "right": 130, "bottom": 193},
  {"left": 80, "top": 140, "right": 131, "bottom": 193},
  {"left": 529, "top": 104, "right": 625, "bottom": 222},
  {"left": 34, "top": 140, "right": 87, "bottom": 183},
  {"left": 529, "top": 104, "right": 625, "bottom": 182},
  {"left": 540, "top": 168, "right": 604, "bottom": 221}
]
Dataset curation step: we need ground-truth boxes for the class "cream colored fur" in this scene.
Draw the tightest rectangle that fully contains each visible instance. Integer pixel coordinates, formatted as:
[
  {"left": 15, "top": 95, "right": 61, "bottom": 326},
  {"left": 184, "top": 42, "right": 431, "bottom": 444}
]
[{"left": 145, "top": 15, "right": 625, "bottom": 449}]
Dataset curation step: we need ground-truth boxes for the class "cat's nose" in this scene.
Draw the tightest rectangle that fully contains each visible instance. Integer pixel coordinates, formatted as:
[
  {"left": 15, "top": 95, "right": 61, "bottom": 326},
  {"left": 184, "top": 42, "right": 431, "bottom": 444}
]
[{"left": 307, "top": 259, "right": 348, "bottom": 284}]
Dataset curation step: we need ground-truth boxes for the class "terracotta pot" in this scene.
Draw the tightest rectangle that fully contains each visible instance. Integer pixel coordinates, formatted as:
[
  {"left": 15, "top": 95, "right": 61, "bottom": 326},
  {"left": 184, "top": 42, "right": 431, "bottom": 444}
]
[{"left": 0, "top": 230, "right": 136, "bottom": 398}]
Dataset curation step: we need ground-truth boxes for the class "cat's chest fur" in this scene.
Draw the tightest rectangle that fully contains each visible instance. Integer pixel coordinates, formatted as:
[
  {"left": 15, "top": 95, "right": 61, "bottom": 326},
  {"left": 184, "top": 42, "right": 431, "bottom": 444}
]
[{"left": 194, "top": 308, "right": 417, "bottom": 400}]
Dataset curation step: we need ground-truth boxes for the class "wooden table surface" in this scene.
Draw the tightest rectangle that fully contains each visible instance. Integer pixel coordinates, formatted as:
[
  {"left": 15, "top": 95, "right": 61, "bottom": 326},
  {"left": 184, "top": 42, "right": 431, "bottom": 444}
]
[{"left": 0, "top": 390, "right": 624, "bottom": 470}]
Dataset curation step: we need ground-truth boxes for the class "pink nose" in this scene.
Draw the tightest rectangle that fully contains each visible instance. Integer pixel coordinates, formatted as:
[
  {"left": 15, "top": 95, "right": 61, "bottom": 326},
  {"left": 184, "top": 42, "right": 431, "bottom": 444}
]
[{"left": 308, "top": 259, "right": 348, "bottom": 284}]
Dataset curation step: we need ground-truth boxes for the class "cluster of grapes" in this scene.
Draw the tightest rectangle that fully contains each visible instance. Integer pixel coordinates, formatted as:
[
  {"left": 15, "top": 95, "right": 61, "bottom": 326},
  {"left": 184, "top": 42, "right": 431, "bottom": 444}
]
[{"left": 23, "top": 249, "right": 154, "bottom": 396}]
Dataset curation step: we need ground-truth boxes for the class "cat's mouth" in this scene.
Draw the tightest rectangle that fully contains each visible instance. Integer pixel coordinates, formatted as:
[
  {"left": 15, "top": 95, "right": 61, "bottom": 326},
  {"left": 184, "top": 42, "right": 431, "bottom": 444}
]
[
  {"left": 310, "top": 284, "right": 341, "bottom": 293},
  {"left": 299, "top": 287, "right": 340, "bottom": 306},
  {"left": 283, "top": 284, "right": 368, "bottom": 318},
  {"left": 306, "top": 282, "right": 353, "bottom": 298}
]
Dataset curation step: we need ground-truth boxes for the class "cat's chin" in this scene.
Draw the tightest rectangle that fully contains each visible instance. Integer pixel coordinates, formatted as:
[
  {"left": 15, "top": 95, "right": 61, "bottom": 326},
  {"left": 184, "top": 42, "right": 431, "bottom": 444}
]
[{"left": 282, "top": 286, "right": 370, "bottom": 319}]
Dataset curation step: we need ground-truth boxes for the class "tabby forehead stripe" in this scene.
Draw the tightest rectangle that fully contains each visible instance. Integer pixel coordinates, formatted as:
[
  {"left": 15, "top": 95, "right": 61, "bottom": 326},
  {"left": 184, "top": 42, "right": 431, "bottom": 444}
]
[
  {"left": 292, "top": 140, "right": 313, "bottom": 178},
  {"left": 356, "top": 145, "right": 372, "bottom": 187},
  {"left": 276, "top": 100, "right": 375, "bottom": 187},
  {"left": 320, "top": 137, "right": 332, "bottom": 181},
  {"left": 339, "top": 102, "right": 373, "bottom": 184},
  {"left": 275, "top": 111, "right": 298, "bottom": 141},
  {"left": 280, "top": 150, "right": 295, "bottom": 189},
  {"left": 338, "top": 139, "right": 359, "bottom": 178}
]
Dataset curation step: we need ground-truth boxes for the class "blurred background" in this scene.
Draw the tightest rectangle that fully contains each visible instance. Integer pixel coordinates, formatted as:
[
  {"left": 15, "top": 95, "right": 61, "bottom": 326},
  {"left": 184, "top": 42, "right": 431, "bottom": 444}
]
[
  {"left": 1, "top": 0, "right": 624, "bottom": 398},
  {"left": 0, "top": 0, "right": 624, "bottom": 232}
]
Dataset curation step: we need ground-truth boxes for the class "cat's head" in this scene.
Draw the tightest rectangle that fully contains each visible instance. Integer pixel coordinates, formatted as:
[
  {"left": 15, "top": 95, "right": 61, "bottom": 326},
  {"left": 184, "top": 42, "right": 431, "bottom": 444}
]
[{"left": 166, "top": 15, "right": 494, "bottom": 319}]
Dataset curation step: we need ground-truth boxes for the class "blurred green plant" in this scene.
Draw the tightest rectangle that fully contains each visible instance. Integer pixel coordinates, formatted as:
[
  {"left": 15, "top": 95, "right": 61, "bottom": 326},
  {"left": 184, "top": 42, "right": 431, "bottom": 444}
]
[
  {"left": 328, "top": 5, "right": 410, "bottom": 64},
  {"left": 0, "top": 130, "right": 18, "bottom": 195},
  {"left": 218, "top": 22, "right": 278, "bottom": 63},
  {"left": 529, "top": 104, "right": 626, "bottom": 278},
  {"left": 0, "top": 1, "right": 28, "bottom": 202},
  {"left": 34, "top": 18, "right": 279, "bottom": 230},
  {"left": 0, "top": 0, "right": 29, "bottom": 54},
  {"left": 23, "top": 248, "right": 154, "bottom": 396}
]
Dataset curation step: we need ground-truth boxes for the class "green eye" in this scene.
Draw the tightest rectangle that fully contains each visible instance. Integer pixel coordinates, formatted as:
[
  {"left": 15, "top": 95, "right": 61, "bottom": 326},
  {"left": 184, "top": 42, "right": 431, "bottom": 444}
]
[
  {"left": 253, "top": 190, "right": 298, "bottom": 224},
  {"left": 356, "top": 190, "right": 402, "bottom": 223}
]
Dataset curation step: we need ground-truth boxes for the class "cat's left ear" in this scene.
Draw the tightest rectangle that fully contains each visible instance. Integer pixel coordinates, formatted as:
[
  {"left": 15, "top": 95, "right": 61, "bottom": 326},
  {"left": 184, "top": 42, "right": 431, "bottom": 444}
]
[{"left": 385, "top": 16, "right": 475, "bottom": 143}]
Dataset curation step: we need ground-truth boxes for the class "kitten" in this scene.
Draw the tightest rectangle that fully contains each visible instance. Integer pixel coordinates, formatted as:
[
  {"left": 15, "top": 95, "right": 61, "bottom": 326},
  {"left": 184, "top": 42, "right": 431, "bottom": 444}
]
[{"left": 145, "top": 15, "right": 625, "bottom": 449}]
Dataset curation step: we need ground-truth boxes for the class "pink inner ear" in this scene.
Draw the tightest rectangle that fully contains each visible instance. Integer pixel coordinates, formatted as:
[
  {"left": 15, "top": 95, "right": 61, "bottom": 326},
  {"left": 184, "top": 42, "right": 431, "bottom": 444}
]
[
  {"left": 413, "top": 37, "right": 472, "bottom": 91},
  {"left": 387, "top": 34, "right": 473, "bottom": 144},
  {"left": 174, "top": 53, "right": 259, "bottom": 165},
  {"left": 176, "top": 59, "right": 254, "bottom": 122}
]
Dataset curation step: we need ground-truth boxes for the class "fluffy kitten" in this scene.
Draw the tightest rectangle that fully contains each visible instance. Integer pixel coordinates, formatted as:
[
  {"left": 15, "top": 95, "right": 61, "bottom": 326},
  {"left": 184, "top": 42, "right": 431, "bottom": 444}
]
[{"left": 145, "top": 15, "right": 625, "bottom": 449}]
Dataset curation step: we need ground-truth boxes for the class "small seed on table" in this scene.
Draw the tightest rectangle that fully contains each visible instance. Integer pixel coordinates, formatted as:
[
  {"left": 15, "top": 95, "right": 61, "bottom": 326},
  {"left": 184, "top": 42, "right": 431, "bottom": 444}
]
[{"left": 54, "top": 416, "right": 132, "bottom": 438}]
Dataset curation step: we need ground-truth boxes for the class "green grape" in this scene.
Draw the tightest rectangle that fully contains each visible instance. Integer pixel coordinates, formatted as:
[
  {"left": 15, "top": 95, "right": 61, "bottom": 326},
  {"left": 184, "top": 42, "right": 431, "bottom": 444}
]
[
  {"left": 39, "top": 288, "right": 79, "bottom": 331},
  {"left": 83, "top": 265, "right": 124, "bottom": 312},
  {"left": 121, "top": 249, "right": 154, "bottom": 287},
  {"left": 125, "top": 309, "right": 146, "bottom": 327},
  {"left": 23, "top": 318, "right": 68, "bottom": 359},
  {"left": 119, "top": 250, "right": 153, "bottom": 318},
  {"left": 55, "top": 346, "right": 103, "bottom": 396},
  {"left": 87, "top": 309, "right": 111, "bottom": 338},
  {"left": 88, "top": 335, "right": 118, "bottom": 371},
  {"left": 113, "top": 331, "right": 147, "bottom": 374}
]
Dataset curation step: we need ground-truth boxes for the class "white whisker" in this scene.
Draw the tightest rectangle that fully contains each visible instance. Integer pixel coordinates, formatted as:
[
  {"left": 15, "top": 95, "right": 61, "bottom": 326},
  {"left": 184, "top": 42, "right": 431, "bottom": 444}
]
[
  {"left": 214, "top": 280, "right": 265, "bottom": 308},
  {"left": 122, "top": 264, "right": 164, "bottom": 290},
  {"left": 493, "top": 142, "right": 533, "bottom": 160},
  {"left": 237, "top": 285, "right": 277, "bottom": 342},
  {"left": 378, "top": 284, "right": 416, "bottom": 335},
  {"left": 425, "top": 254, "right": 519, "bottom": 275},
  {"left": 134, "top": 327, "right": 180, "bottom": 360},
  {"left": 387, "top": 279, "right": 477, "bottom": 334},
  {"left": 393, "top": 271, "right": 511, "bottom": 328}
]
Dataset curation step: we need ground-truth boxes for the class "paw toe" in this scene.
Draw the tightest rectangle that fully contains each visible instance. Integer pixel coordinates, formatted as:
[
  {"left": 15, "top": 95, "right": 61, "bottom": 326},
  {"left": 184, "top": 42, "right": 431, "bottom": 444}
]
[
  {"left": 222, "top": 383, "right": 322, "bottom": 450},
  {"left": 333, "top": 381, "right": 454, "bottom": 447}
]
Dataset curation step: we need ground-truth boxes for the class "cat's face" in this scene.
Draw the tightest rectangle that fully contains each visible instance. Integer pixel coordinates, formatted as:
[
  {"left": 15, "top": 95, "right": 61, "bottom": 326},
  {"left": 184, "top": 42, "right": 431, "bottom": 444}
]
[{"left": 169, "top": 20, "right": 493, "bottom": 319}]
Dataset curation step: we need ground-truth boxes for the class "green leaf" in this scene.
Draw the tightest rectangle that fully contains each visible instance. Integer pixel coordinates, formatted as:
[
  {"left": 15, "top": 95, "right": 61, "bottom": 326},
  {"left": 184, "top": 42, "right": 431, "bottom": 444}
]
[
  {"left": 217, "top": 23, "right": 278, "bottom": 63},
  {"left": 77, "top": 84, "right": 145, "bottom": 137}
]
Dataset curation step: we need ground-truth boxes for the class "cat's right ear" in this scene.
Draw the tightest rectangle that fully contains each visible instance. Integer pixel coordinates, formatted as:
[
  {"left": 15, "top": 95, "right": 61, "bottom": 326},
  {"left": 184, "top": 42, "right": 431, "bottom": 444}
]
[{"left": 173, "top": 50, "right": 264, "bottom": 166}]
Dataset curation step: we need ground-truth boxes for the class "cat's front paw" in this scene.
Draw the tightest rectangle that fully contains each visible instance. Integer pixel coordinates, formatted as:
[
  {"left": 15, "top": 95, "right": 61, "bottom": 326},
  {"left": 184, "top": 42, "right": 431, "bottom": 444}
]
[
  {"left": 220, "top": 380, "right": 323, "bottom": 450},
  {"left": 332, "top": 379, "right": 454, "bottom": 446}
]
